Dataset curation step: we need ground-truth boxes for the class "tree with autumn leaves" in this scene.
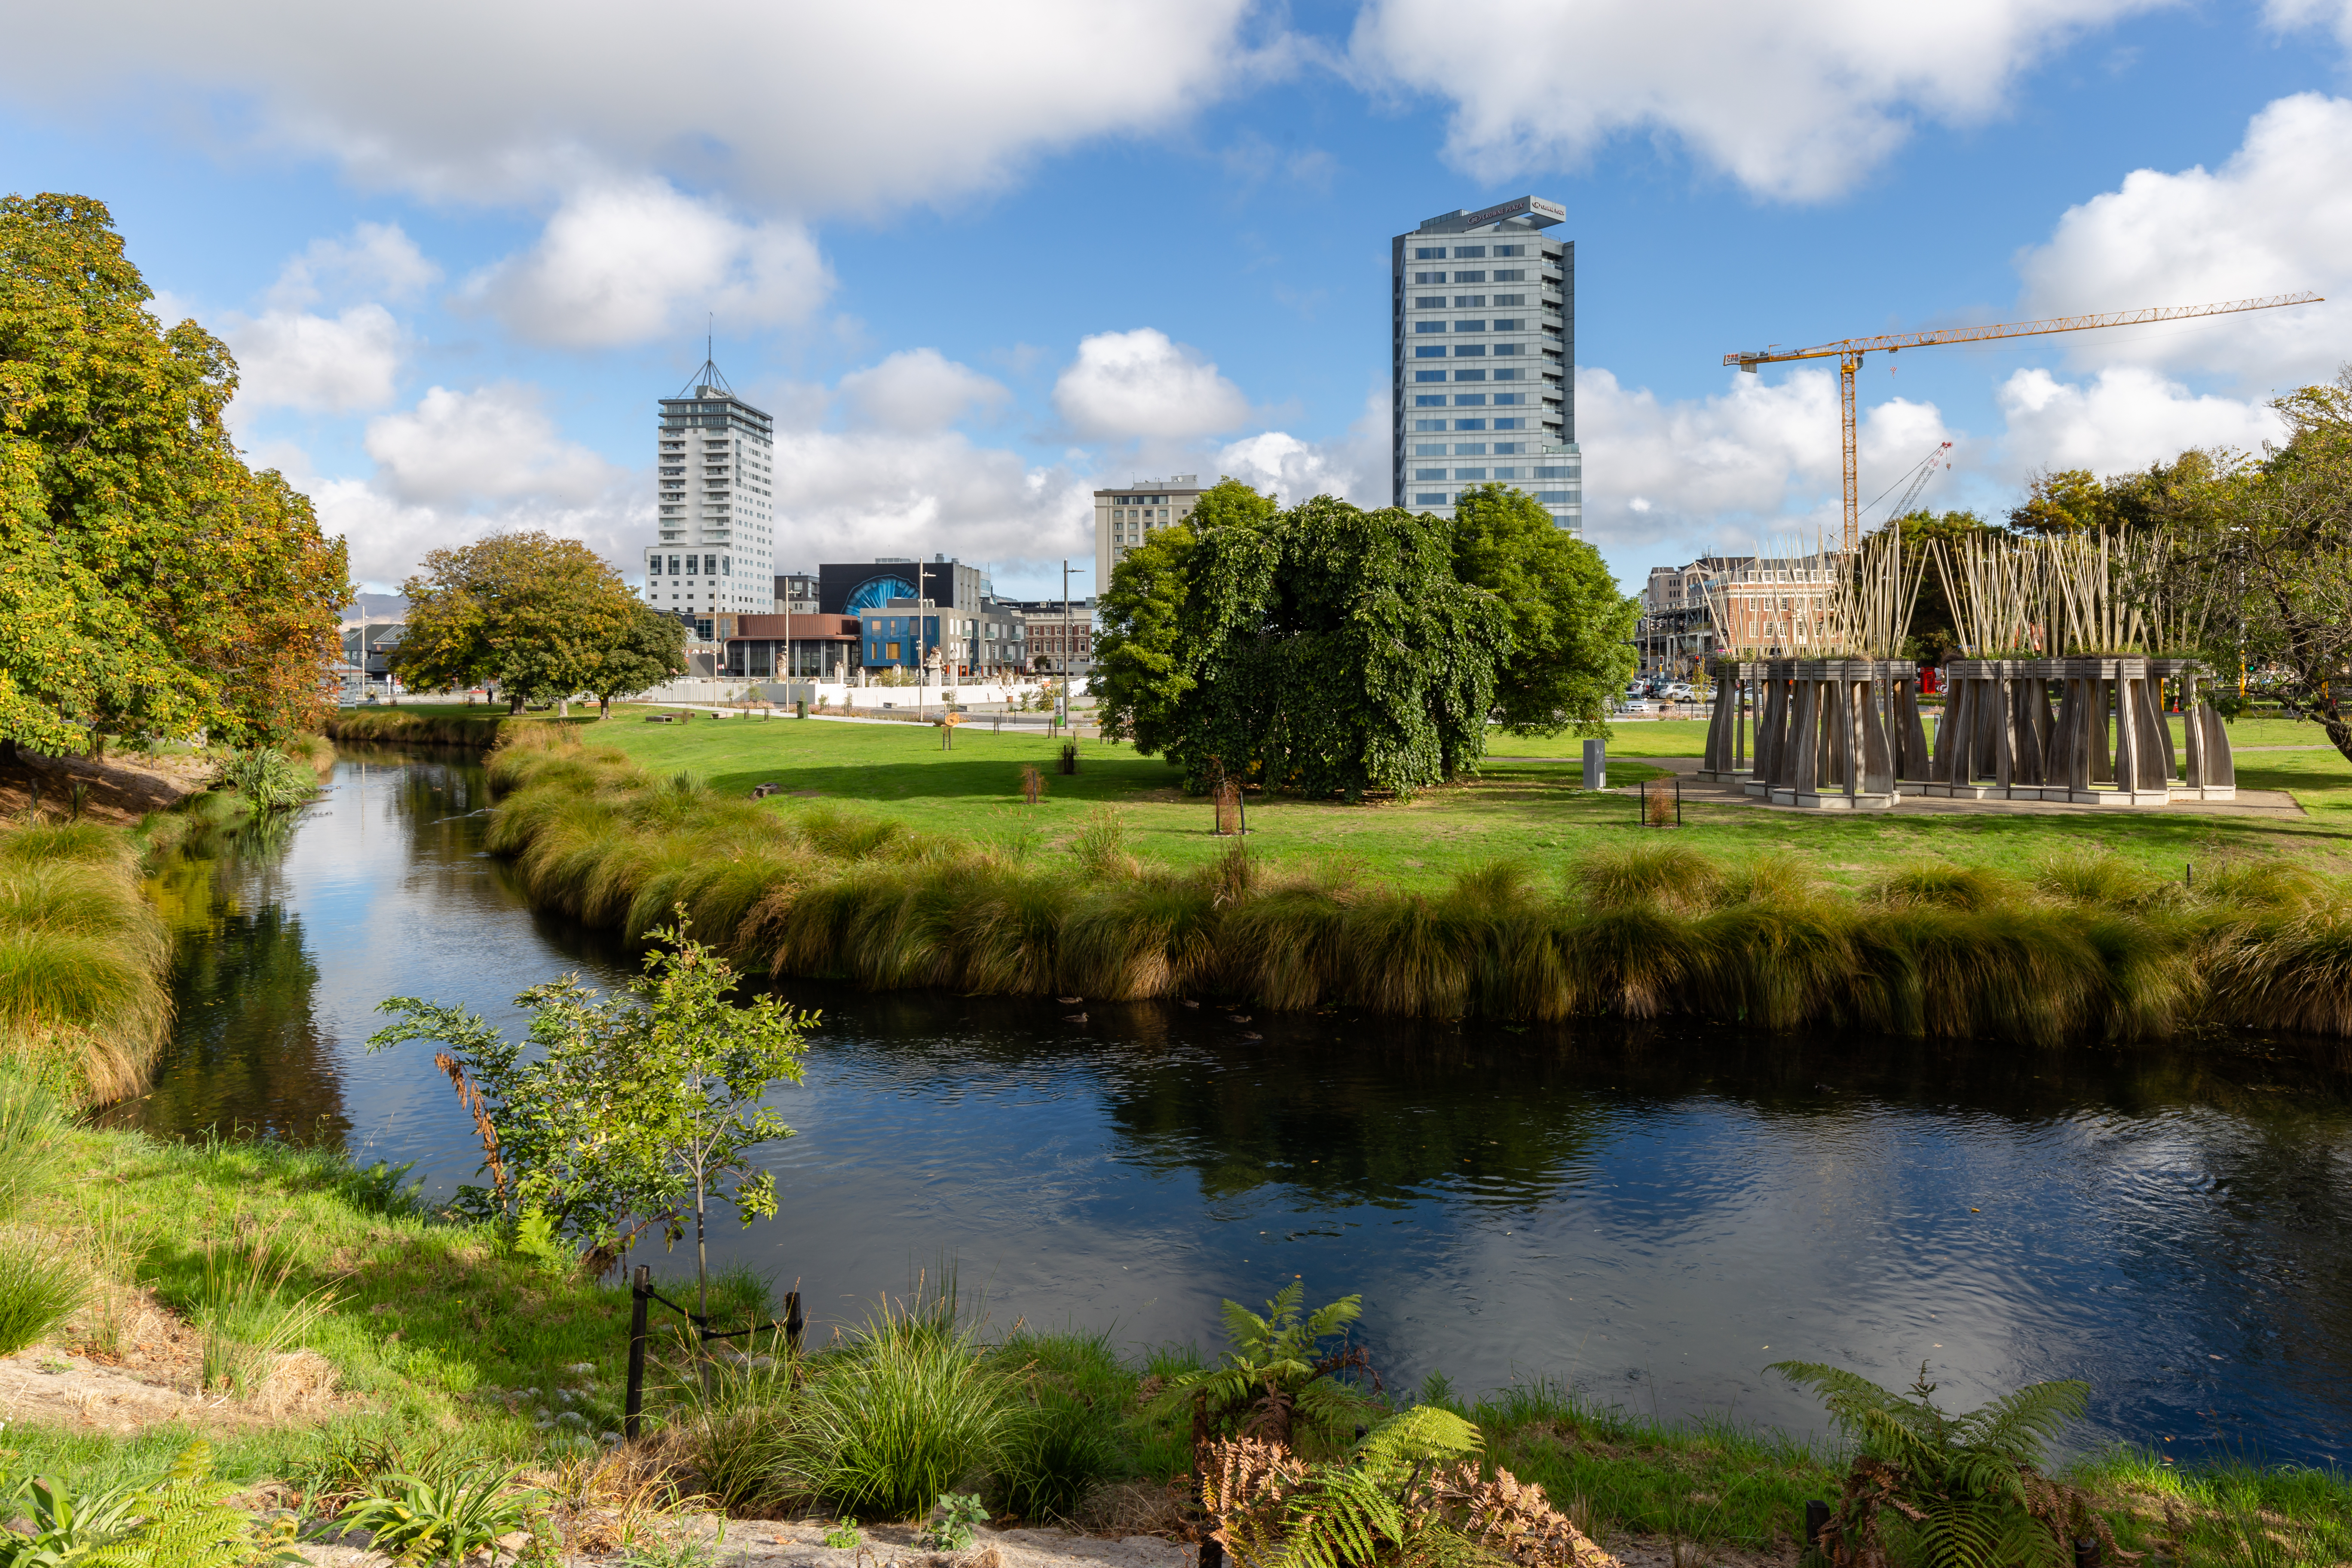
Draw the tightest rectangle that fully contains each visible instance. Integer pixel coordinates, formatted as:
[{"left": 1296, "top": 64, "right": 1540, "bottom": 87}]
[
  {"left": 392, "top": 533, "right": 665, "bottom": 715},
  {"left": 1, "top": 193, "right": 351, "bottom": 755}
]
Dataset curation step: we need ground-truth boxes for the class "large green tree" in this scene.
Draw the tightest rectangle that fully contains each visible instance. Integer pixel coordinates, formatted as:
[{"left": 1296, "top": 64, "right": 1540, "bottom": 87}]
[
  {"left": 588, "top": 604, "right": 688, "bottom": 717},
  {"left": 1, "top": 192, "right": 349, "bottom": 754},
  {"left": 392, "top": 531, "right": 640, "bottom": 714},
  {"left": 1448, "top": 483, "right": 1636, "bottom": 735},
  {"left": 1096, "top": 483, "right": 1506, "bottom": 800},
  {"left": 1891, "top": 508, "right": 1998, "bottom": 662}
]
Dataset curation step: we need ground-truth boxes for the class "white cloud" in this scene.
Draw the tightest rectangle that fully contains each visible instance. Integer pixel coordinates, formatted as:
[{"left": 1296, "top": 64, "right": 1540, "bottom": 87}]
[
  {"left": 316, "top": 478, "right": 646, "bottom": 590},
  {"left": 1349, "top": 0, "right": 2161, "bottom": 202},
  {"left": 0, "top": 2, "right": 1267, "bottom": 213},
  {"left": 2014, "top": 92, "right": 2352, "bottom": 386},
  {"left": 1054, "top": 329, "right": 1252, "bottom": 441},
  {"left": 269, "top": 221, "right": 438, "bottom": 309},
  {"left": 1995, "top": 365, "right": 2283, "bottom": 475},
  {"left": 364, "top": 384, "right": 621, "bottom": 505},
  {"left": 221, "top": 303, "right": 404, "bottom": 415},
  {"left": 769, "top": 429, "right": 1094, "bottom": 575},
  {"left": 838, "top": 349, "right": 1011, "bottom": 432},
  {"left": 2263, "top": 0, "right": 2352, "bottom": 50},
  {"left": 1213, "top": 386, "right": 1392, "bottom": 507},
  {"left": 469, "top": 180, "right": 831, "bottom": 349}
]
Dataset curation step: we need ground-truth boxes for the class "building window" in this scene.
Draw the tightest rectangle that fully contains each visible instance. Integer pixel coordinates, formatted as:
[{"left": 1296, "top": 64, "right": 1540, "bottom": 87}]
[
  {"left": 1493, "top": 441, "right": 1526, "bottom": 454},
  {"left": 1453, "top": 269, "right": 1485, "bottom": 282},
  {"left": 1455, "top": 468, "right": 1488, "bottom": 480},
  {"left": 1414, "top": 320, "right": 1447, "bottom": 334},
  {"left": 1492, "top": 294, "right": 1526, "bottom": 307},
  {"left": 1494, "top": 392, "right": 1525, "bottom": 406},
  {"left": 1493, "top": 467, "right": 1523, "bottom": 480},
  {"left": 1494, "top": 368, "right": 1522, "bottom": 381},
  {"left": 1414, "top": 370, "right": 1448, "bottom": 382},
  {"left": 1454, "top": 344, "right": 1486, "bottom": 356},
  {"left": 1415, "top": 467, "right": 1447, "bottom": 480},
  {"left": 1414, "top": 246, "right": 1446, "bottom": 259},
  {"left": 1415, "top": 346, "right": 1448, "bottom": 358},
  {"left": 1454, "top": 442, "right": 1488, "bottom": 455},
  {"left": 1414, "top": 493, "right": 1449, "bottom": 505},
  {"left": 1452, "top": 294, "right": 1486, "bottom": 309},
  {"left": 1492, "top": 318, "right": 1524, "bottom": 331},
  {"left": 1533, "top": 466, "right": 1574, "bottom": 479},
  {"left": 1413, "top": 295, "right": 1446, "bottom": 309},
  {"left": 1413, "top": 418, "right": 1446, "bottom": 431},
  {"left": 1453, "top": 319, "right": 1485, "bottom": 332},
  {"left": 1414, "top": 443, "right": 1448, "bottom": 456},
  {"left": 1453, "top": 246, "right": 1486, "bottom": 258},
  {"left": 1534, "top": 491, "right": 1573, "bottom": 503},
  {"left": 1493, "top": 343, "right": 1523, "bottom": 356},
  {"left": 1493, "top": 418, "right": 1527, "bottom": 432},
  {"left": 886, "top": 641, "right": 902, "bottom": 659},
  {"left": 1454, "top": 420, "right": 1488, "bottom": 433},
  {"left": 1450, "top": 392, "right": 1485, "bottom": 407},
  {"left": 1454, "top": 368, "right": 1486, "bottom": 382},
  {"left": 1412, "top": 270, "right": 1446, "bottom": 283},
  {"left": 1494, "top": 245, "right": 1525, "bottom": 257},
  {"left": 1414, "top": 394, "right": 1447, "bottom": 407}
]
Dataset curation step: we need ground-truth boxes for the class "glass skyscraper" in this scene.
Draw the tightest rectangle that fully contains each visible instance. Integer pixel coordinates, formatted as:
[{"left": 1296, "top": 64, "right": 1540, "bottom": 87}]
[{"left": 1391, "top": 196, "right": 1580, "bottom": 531}]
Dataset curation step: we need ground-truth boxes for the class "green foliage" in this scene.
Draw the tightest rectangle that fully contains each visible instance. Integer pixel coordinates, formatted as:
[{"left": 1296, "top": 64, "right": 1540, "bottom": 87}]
[
  {"left": 339, "top": 1467, "right": 535, "bottom": 1566},
  {"left": 0, "top": 1231, "right": 87, "bottom": 1356},
  {"left": 179, "top": 1225, "right": 339, "bottom": 1395},
  {"left": 670, "top": 1354, "right": 797, "bottom": 1510},
  {"left": 1207, "top": 1406, "right": 1485, "bottom": 1568},
  {"left": 1772, "top": 1360, "right": 2089, "bottom": 1568},
  {"left": 590, "top": 607, "right": 690, "bottom": 710},
  {"left": 368, "top": 912, "right": 815, "bottom": 1305},
  {"left": 0, "top": 193, "right": 351, "bottom": 755},
  {"left": 1153, "top": 1281, "right": 1368, "bottom": 1450},
  {"left": 917, "top": 1493, "right": 989, "bottom": 1551},
  {"left": 1892, "top": 509, "right": 1999, "bottom": 662},
  {"left": 820, "top": 1522, "right": 861, "bottom": 1550},
  {"left": 391, "top": 531, "right": 640, "bottom": 711},
  {"left": 215, "top": 750, "right": 318, "bottom": 815},
  {"left": 787, "top": 1307, "right": 1014, "bottom": 1521},
  {"left": 1448, "top": 483, "right": 1638, "bottom": 737},
  {"left": 2, "top": 1441, "right": 305, "bottom": 1568},
  {"left": 1096, "top": 484, "right": 1508, "bottom": 799}
]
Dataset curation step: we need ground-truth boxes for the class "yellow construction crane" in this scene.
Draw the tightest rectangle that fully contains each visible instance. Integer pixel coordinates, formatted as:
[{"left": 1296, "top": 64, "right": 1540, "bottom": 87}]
[{"left": 1723, "top": 291, "right": 2325, "bottom": 551}]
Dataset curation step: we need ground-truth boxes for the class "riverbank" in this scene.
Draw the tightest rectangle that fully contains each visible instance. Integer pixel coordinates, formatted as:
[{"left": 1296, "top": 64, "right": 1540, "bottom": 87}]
[
  {"left": 5, "top": 1104, "right": 2345, "bottom": 1567},
  {"left": 477, "top": 723, "right": 2352, "bottom": 1038}
]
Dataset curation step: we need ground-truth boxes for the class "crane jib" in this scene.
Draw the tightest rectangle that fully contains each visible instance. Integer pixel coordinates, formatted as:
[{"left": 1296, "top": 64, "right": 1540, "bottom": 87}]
[{"left": 1722, "top": 290, "right": 2324, "bottom": 368}]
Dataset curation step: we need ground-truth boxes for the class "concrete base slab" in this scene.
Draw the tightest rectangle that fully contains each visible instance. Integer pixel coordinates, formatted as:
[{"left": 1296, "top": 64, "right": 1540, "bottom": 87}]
[
  {"left": 1771, "top": 790, "right": 1899, "bottom": 811},
  {"left": 2172, "top": 785, "right": 2237, "bottom": 802},
  {"left": 1742, "top": 781, "right": 1772, "bottom": 797}
]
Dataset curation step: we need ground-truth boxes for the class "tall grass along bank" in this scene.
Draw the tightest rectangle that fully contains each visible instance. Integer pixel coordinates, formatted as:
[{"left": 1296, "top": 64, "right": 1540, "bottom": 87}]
[
  {"left": 321, "top": 706, "right": 513, "bottom": 748},
  {"left": 0, "top": 824, "right": 173, "bottom": 1102},
  {"left": 481, "top": 726, "right": 2352, "bottom": 1041}
]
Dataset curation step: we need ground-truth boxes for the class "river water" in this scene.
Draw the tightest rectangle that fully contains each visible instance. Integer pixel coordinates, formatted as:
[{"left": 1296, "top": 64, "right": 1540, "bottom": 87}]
[{"left": 104, "top": 750, "right": 2352, "bottom": 1466}]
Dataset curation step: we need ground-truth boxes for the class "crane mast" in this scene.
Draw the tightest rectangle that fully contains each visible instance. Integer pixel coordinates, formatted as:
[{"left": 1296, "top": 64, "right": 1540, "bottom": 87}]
[{"left": 1723, "top": 291, "right": 2324, "bottom": 551}]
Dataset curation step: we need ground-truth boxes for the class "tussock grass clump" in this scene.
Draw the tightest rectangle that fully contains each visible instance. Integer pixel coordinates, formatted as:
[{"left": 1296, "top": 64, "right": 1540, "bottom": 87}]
[
  {"left": 0, "top": 824, "right": 173, "bottom": 1103},
  {"left": 476, "top": 726, "right": 2352, "bottom": 1042},
  {"left": 786, "top": 1303, "right": 1015, "bottom": 1520},
  {"left": 322, "top": 707, "right": 514, "bottom": 748},
  {"left": 0, "top": 1228, "right": 89, "bottom": 1354}
]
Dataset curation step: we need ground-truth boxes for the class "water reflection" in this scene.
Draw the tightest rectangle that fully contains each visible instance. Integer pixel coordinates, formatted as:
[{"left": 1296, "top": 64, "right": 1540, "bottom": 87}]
[{"left": 116, "top": 752, "right": 2352, "bottom": 1467}]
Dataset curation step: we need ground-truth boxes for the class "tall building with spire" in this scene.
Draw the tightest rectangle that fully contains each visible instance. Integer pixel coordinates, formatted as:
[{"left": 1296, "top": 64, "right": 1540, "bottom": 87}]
[
  {"left": 640, "top": 351, "right": 775, "bottom": 640},
  {"left": 1390, "top": 196, "right": 1581, "bottom": 531}
]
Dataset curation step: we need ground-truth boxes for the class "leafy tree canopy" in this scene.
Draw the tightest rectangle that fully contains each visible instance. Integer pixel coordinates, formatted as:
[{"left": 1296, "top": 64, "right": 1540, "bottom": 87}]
[
  {"left": 1096, "top": 484, "right": 1506, "bottom": 800},
  {"left": 1889, "top": 508, "right": 1998, "bottom": 663},
  {"left": 1448, "top": 483, "right": 1637, "bottom": 735},
  {"left": 1, "top": 192, "right": 349, "bottom": 753},
  {"left": 392, "top": 530, "right": 640, "bottom": 713},
  {"left": 589, "top": 603, "right": 689, "bottom": 715}
]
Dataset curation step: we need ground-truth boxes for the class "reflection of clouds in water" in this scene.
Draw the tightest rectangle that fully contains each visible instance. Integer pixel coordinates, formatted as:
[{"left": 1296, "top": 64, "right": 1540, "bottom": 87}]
[{"left": 146, "top": 755, "right": 2352, "bottom": 1466}]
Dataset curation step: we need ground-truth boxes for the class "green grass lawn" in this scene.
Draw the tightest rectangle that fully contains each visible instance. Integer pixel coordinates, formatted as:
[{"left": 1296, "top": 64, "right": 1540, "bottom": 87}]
[{"left": 585, "top": 707, "right": 2352, "bottom": 894}]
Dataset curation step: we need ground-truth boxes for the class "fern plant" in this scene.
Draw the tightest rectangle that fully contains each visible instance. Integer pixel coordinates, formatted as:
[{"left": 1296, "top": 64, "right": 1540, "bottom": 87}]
[
  {"left": 77, "top": 1441, "right": 302, "bottom": 1568},
  {"left": 1151, "top": 1281, "right": 1370, "bottom": 1451},
  {"left": 1770, "top": 1361, "right": 2110, "bottom": 1568}
]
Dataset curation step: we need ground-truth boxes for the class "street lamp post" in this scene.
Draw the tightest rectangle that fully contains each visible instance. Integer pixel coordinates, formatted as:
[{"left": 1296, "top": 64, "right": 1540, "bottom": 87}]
[{"left": 1058, "top": 558, "right": 1090, "bottom": 737}]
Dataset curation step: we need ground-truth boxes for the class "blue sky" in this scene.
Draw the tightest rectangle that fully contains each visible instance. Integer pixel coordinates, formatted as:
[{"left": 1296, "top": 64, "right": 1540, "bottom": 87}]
[{"left": 5, "top": 0, "right": 2348, "bottom": 600}]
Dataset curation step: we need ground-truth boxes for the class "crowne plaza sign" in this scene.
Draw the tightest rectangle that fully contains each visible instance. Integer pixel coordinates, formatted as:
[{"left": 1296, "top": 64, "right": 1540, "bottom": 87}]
[{"left": 1461, "top": 195, "right": 1566, "bottom": 228}]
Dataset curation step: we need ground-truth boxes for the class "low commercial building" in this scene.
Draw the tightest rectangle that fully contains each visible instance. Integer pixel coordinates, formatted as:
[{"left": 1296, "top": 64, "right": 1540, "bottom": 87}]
[
  {"left": 719, "top": 613, "right": 861, "bottom": 680},
  {"left": 812, "top": 556, "right": 1029, "bottom": 677},
  {"left": 1008, "top": 598, "right": 1092, "bottom": 675}
]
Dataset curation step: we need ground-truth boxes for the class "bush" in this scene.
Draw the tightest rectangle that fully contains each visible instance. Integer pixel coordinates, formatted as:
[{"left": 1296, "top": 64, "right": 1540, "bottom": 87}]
[
  {"left": 215, "top": 748, "right": 318, "bottom": 813},
  {"left": 0, "top": 1230, "right": 88, "bottom": 1355},
  {"left": 787, "top": 1307, "right": 1014, "bottom": 1520}
]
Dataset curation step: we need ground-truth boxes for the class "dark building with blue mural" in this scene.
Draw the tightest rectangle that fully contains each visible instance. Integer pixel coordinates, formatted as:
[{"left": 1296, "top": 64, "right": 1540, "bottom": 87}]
[{"left": 812, "top": 557, "right": 1029, "bottom": 677}]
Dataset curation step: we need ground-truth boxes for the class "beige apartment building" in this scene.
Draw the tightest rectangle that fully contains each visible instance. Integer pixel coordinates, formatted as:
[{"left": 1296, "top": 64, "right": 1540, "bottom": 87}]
[
  {"left": 1637, "top": 554, "right": 1841, "bottom": 674},
  {"left": 1094, "top": 475, "right": 1204, "bottom": 592}
]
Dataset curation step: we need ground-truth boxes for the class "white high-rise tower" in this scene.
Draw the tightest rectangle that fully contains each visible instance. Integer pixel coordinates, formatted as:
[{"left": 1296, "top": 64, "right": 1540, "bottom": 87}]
[
  {"left": 1390, "top": 196, "right": 1581, "bottom": 531},
  {"left": 640, "top": 352, "right": 775, "bottom": 638}
]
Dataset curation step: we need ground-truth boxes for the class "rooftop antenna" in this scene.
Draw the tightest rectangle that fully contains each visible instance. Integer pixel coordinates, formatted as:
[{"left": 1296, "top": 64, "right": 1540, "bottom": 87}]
[{"left": 680, "top": 316, "right": 734, "bottom": 398}]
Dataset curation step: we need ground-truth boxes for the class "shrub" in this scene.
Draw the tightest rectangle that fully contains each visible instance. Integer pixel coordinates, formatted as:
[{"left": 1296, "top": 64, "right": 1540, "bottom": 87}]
[
  {"left": 340, "top": 1468, "right": 536, "bottom": 1565},
  {"left": 787, "top": 1306, "right": 1015, "bottom": 1520},
  {"left": 215, "top": 748, "right": 318, "bottom": 813},
  {"left": 0, "top": 1229, "right": 89, "bottom": 1355},
  {"left": 674, "top": 1355, "right": 797, "bottom": 1510}
]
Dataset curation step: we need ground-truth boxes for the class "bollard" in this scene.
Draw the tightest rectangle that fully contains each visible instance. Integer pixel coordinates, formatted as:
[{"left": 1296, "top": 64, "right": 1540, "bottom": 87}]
[
  {"left": 1675, "top": 775, "right": 1683, "bottom": 827},
  {"left": 624, "top": 1265, "right": 650, "bottom": 1439},
  {"left": 2074, "top": 1537, "right": 2101, "bottom": 1568},
  {"left": 784, "top": 1289, "right": 805, "bottom": 1357},
  {"left": 1803, "top": 1501, "right": 1831, "bottom": 1553},
  {"left": 1582, "top": 737, "right": 1607, "bottom": 792}
]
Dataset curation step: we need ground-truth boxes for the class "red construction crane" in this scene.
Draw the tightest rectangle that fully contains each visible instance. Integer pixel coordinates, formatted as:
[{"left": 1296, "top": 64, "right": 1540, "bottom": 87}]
[{"left": 1723, "top": 291, "right": 2325, "bottom": 551}]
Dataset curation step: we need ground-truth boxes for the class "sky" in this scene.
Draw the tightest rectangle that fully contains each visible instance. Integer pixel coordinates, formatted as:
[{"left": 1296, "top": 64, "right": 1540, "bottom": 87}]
[{"left": 4, "top": 0, "right": 2349, "bottom": 601}]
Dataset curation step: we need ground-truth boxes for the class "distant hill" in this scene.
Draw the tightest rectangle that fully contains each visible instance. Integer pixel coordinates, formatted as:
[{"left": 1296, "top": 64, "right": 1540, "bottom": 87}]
[{"left": 342, "top": 592, "right": 408, "bottom": 625}]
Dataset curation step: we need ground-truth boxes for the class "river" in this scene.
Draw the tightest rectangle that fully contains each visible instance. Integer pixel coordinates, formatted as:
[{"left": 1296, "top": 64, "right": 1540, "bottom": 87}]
[{"left": 102, "top": 749, "right": 2352, "bottom": 1466}]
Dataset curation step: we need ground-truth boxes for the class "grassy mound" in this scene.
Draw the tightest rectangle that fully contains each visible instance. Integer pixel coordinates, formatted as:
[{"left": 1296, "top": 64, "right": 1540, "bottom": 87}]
[{"left": 478, "top": 726, "right": 2352, "bottom": 1041}]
